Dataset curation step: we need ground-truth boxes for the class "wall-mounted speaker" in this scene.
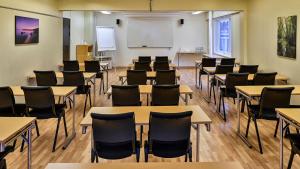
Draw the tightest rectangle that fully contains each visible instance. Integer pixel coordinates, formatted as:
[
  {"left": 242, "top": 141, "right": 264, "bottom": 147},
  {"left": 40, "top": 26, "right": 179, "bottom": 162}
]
[
  {"left": 180, "top": 19, "right": 184, "bottom": 25},
  {"left": 116, "top": 19, "right": 121, "bottom": 25}
]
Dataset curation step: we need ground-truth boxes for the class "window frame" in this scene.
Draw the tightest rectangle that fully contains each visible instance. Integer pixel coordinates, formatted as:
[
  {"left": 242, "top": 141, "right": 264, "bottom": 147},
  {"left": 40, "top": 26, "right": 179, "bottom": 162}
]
[{"left": 213, "top": 17, "right": 232, "bottom": 57}]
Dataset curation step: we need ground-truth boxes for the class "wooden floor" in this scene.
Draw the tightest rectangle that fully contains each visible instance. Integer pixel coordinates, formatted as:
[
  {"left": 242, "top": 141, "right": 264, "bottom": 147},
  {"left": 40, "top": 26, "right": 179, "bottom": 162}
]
[{"left": 6, "top": 68, "right": 300, "bottom": 169}]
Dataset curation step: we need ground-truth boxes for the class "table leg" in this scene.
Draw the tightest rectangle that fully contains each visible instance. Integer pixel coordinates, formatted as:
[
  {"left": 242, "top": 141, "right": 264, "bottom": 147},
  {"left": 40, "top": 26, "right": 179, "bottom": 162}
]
[
  {"left": 279, "top": 117, "right": 284, "bottom": 169},
  {"left": 105, "top": 66, "right": 109, "bottom": 93},
  {"left": 196, "top": 124, "right": 200, "bottom": 162},
  {"left": 195, "top": 64, "right": 198, "bottom": 88},
  {"left": 203, "top": 74, "right": 211, "bottom": 103},
  {"left": 93, "top": 77, "right": 96, "bottom": 106},
  {"left": 27, "top": 126, "right": 32, "bottom": 169},
  {"left": 63, "top": 93, "right": 76, "bottom": 149}
]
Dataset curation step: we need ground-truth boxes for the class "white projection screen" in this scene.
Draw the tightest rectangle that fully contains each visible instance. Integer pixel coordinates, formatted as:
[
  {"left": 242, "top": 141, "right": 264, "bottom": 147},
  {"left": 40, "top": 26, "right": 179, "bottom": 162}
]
[{"left": 127, "top": 17, "right": 174, "bottom": 48}]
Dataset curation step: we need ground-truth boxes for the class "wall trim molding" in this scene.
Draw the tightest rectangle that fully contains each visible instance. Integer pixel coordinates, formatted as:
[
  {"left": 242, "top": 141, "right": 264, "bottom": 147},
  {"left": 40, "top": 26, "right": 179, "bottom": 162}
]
[{"left": 0, "top": 5, "right": 62, "bottom": 18}]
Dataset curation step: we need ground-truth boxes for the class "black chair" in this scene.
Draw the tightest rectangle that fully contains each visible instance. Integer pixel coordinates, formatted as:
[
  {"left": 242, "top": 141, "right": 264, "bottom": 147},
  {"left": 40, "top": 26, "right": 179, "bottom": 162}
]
[
  {"left": 0, "top": 159, "right": 7, "bottom": 169},
  {"left": 151, "top": 85, "right": 180, "bottom": 106},
  {"left": 253, "top": 72, "right": 277, "bottom": 85},
  {"left": 287, "top": 133, "right": 300, "bottom": 169},
  {"left": 210, "top": 65, "right": 234, "bottom": 104},
  {"left": 144, "top": 111, "right": 193, "bottom": 162},
  {"left": 63, "top": 60, "right": 80, "bottom": 71},
  {"left": 155, "top": 56, "right": 169, "bottom": 62},
  {"left": 91, "top": 112, "right": 140, "bottom": 162},
  {"left": 84, "top": 61, "right": 104, "bottom": 94},
  {"left": 34, "top": 71, "right": 57, "bottom": 86},
  {"left": 153, "top": 61, "right": 170, "bottom": 71},
  {"left": 219, "top": 73, "right": 249, "bottom": 121},
  {"left": 238, "top": 65, "right": 259, "bottom": 74},
  {"left": 138, "top": 56, "right": 151, "bottom": 63},
  {"left": 155, "top": 70, "right": 176, "bottom": 85},
  {"left": 0, "top": 87, "right": 26, "bottom": 117},
  {"left": 220, "top": 58, "right": 235, "bottom": 66},
  {"left": 127, "top": 70, "right": 147, "bottom": 85},
  {"left": 245, "top": 87, "right": 294, "bottom": 154},
  {"left": 63, "top": 71, "right": 91, "bottom": 117},
  {"left": 112, "top": 85, "right": 141, "bottom": 106},
  {"left": 134, "top": 62, "right": 152, "bottom": 71},
  {"left": 199, "top": 58, "right": 217, "bottom": 90},
  {"left": 21, "top": 86, "right": 68, "bottom": 152}
]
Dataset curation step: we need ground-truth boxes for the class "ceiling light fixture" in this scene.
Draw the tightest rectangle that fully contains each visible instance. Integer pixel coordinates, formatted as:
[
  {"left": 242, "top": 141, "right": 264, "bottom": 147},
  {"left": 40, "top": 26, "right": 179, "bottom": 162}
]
[
  {"left": 101, "top": 11, "right": 111, "bottom": 14},
  {"left": 192, "top": 11, "right": 204, "bottom": 15}
]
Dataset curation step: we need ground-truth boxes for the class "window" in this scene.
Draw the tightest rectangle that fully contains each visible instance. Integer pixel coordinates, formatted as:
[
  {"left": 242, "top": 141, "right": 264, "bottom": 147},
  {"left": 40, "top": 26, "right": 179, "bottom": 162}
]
[{"left": 213, "top": 18, "right": 232, "bottom": 57}]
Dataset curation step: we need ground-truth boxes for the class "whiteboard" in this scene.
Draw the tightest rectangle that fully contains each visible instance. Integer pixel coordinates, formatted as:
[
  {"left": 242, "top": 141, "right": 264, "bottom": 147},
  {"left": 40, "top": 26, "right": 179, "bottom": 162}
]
[
  {"left": 96, "top": 26, "right": 116, "bottom": 51},
  {"left": 127, "top": 17, "right": 173, "bottom": 48}
]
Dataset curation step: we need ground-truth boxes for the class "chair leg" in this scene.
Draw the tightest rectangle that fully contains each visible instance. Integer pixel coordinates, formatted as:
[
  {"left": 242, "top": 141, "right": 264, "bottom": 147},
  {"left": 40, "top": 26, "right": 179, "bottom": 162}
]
[
  {"left": 233, "top": 98, "right": 235, "bottom": 104},
  {"left": 35, "top": 120, "right": 40, "bottom": 137},
  {"left": 199, "top": 74, "right": 202, "bottom": 90},
  {"left": 185, "top": 154, "right": 188, "bottom": 162},
  {"left": 245, "top": 115, "right": 251, "bottom": 138},
  {"left": 188, "top": 147, "right": 192, "bottom": 162},
  {"left": 136, "top": 147, "right": 140, "bottom": 162},
  {"left": 63, "top": 114, "right": 68, "bottom": 137},
  {"left": 222, "top": 95, "right": 226, "bottom": 122},
  {"left": 287, "top": 150, "right": 295, "bottom": 169},
  {"left": 253, "top": 119, "right": 263, "bottom": 154},
  {"left": 52, "top": 118, "right": 61, "bottom": 152},
  {"left": 140, "top": 126, "right": 143, "bottom": 147},
  {"left": 89, "top": 91, "right": 92, "bottom": 107},
  {"left": 83, "top": 93, "right": 88, "bottom": 117},
  {"left": 99, "top": 79, "right": 102, "bottom": 95},
  {"left": 144, "top": 145, "right": 149, "bottom": 162},
  {"left": 241, "top": 100, "right": 245, "bottom": 113},
  {"left": 20, "top": 132, "right": 26, "bottom": 152},
  {"left": 69, "top": 99, "right": 72, "bottom": 109},
  {"left": 91, "top": 149, "right": 96, "bottom": 163},
  {"left": 218, "top": 94, "right": 222, "bottom": 112},
  {"left": 274, "top": 120, "right": 279, "bottom": 138},
  {"left": 212, "top": 85, "right": 216, "bottom": 105}
]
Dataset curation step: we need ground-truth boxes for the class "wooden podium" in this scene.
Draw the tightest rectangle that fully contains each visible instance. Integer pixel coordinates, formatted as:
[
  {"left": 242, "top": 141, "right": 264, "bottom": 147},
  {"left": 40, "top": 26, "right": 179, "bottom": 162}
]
[{"left": 76, "top": 45, "right": 93, "bottom": 63}]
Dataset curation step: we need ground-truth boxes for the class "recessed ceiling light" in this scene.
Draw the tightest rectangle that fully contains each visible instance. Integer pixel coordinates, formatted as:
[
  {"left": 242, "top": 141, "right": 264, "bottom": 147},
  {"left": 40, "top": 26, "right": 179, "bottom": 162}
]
[
  {"left": 101, "top": 11, "right": 111, "bottom": 14},
  {"left": 192, "top": 11, "right": 204, "bottom": 15}
]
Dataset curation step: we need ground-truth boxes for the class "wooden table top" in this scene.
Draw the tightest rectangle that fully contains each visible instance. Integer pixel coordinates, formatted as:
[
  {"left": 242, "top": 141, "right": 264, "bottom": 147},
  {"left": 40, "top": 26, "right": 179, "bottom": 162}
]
[
  {"left": 203, "top": 67, "right": 240, "bottom": 74},
  {"left": 106, "top": 85, "right": 193, "bottom": 95},
  {"left": 119, "top": 71, "right": 181, "bottom": 78},
  {"left": 235, "top": 85, "right": 300, "bottom": 97},
  {"left": 45, "top": 162, "right": 243, "bottom": 169},
  {"left": 80, "top": 105, "right": 212, "bottom": 126},
  {"left": 195, "top": 60, "right": 240, "bottom": 65},
  {"left": 11, "top": 86, "right": 77, "bottom": 97},
  {"left": 276, "top": 108, "right": 300, "bottom": 126},
  {"left": 58, "top": 62, "right": 109, "bottom": 67},
  {"left": 215, "top": 74, "right": 289, "bottom": 83},
  {"left": 128, "top": 63, "right": 177, "bottom": 69},
  {"left": 0, "top": 117, "right": 36, "bottom": 144},
  {"left": 28, "top": 72, "right": 96, "bottom": 80}
]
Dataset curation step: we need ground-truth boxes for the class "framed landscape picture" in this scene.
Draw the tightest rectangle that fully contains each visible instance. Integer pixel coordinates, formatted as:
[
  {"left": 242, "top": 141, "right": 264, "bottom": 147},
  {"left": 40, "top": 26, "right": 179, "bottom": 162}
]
[
  {"left": 277, "top": 15, "right": 297, "bottom": 59},
  {"left": 15, "top": 16, "right": 39, "bottom": 44}
]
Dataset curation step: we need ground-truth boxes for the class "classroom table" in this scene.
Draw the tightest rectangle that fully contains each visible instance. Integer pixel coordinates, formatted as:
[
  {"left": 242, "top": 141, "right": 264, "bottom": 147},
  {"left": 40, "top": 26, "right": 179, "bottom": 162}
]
[
  {"left": 215, "top": 74, "right": 289, "bottom": 85},
  {"left": 127, "top": 63, "right": 177, "bottom": 70},
  {"left": 58, "top": 62, "right": 110, "bottom": 93},
  {"left": 80, "top": 105, "right": 212, "bottom": 162},
  {"left": 276, "top": 108, "right": 300, "bottom": 169},
  {"left": 106, "top": 85, "right": 193, "bottom": 105},
  {"left": 11, "top": 86, "right": 77, "bottom": 150},
  {"left": 119, "top": 71, "right": 181, "bottom": 85},
  {"left": 28, "top": 72, "right": 97, "bottom": 105},
  {"left": 0, "top": 117, "right": 36, "bottom": 169},
  {"left": 45, "top": 162, "right": 244, "bottom": 169},
  {"left": 235, "top": 85, "right": 300, "bottom": 149}
]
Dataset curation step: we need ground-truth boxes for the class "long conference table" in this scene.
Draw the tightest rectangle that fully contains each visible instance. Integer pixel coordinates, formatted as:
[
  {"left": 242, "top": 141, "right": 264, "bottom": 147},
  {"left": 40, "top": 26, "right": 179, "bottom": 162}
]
[
  {"left": 28, "top": 72, "right": 97, "bottom": 105},
  {"left": 119, "top": 71, "right": 181, "bottom": 85},
  {"left": 235, "top": 85, "right": 300, "bottom": 149},
  {"left": 45, "top": 162, "right": 244, "bottom": 169},
  {"left": 80, "top": 105, "right": 212, "bottom": 162},
  {"left": 106, "top": 85, "right": 193, "bottom": 105},
  {"left": 11, "top": 86, "right": 77, "bottom": 150},
  {"left": 0, "top": 117, "right": 36, "bottom": 169}
]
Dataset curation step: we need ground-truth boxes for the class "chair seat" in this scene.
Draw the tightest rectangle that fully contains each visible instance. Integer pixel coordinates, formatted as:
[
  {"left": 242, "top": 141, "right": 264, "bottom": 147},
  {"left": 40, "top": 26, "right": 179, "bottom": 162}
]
[
  {"left": 96, "top": 72, "right": 103, "bottom": 79},
  {"left": 289, "top": 134, "right": 300, "bottom": 149},
  {"left": 76, "top": 85, "right": 91, "bottom": 94},
  {"left": 0, "top": 104, "right": 26, "bottom": 117},
  {"left": 145, "top": 140, "right": 190, "bottom": 158},
  {"left": 199, "top": 69, "right": 208, "bottom": 75},
  {"left": 248, "top": 105, "right": 278, "bottom": 120},
  {"left": 0, "top": 145, "right": 14, "bottom": 160},
  {"left": 28, "top": 104, "right": 66, "bottom": 119},
  {"left": 95, "top": 141, "right": 140, "bottom": 160}
]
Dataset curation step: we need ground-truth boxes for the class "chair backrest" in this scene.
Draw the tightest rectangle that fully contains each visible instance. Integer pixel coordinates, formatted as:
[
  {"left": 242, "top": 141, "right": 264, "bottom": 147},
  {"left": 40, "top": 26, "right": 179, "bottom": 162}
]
[
  {"left": 138, "top": 56, "right": 151, "bottom": 63},
  {"left": 112, "top": 85, "right": 141, "bottom": 106},
  {"left": 148, "top": 111, "right": 192, "bottom": 154},
  {"left": 155, "top": 56, "right": 169, "bottom": 62},
  {"left": 21, "top": 86, "right": 55, "bottom": 110},
  {"left": 63, "top": 60, "right": 80, "bottom": 71},
  {"left": 201, "top": 58, "right": 216, "bottom": 67},
  {"left": 63, "top": 71, "right": 85, "bottom": 86},
  {"left": 84, "top": 61, "right": 100, "bottom": 72},
  {"left": 220, "top": 58, "right": 235, "bottom": 66},
  {"left": 91, "top": 112, "right": 136, "bottom": 153},
  {"left": 225, "top": 73, "right": 249, "bottom": 91},
  {"left": 155, "top": 70, "right": 176, "bottom": 85},
  {"left": 151, "top": 85, "right": 180, "bottom": 106},
  {"left": 34, "top": 70, "right": 57, "bottom": 86},
  {"left": 134, "top": 62, "right": 152, "bottom": 71},
  {"left": 259, "top": 87, "right": 294, "bottom": 115},
  {"left": 127, "top": 70, "right": 147, "bottom": 85},
  {"left": 153, "top": 61, "right": 170, "bottom": 71},
  {"left": 238, "top": 65, "right": 259, "bottom": 74},
  {"left": 215, "top": 65, "right": 234, "bottom": 74},
  {"left": 253, "top": 72, "right": 277, "bottom": 85},
  {"left": 0, "top": 87, "right": 16, "bottom": 116}
]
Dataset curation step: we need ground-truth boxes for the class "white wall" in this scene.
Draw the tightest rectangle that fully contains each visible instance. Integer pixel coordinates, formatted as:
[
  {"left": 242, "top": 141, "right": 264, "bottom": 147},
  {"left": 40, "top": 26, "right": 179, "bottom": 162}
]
[
  {"left": 0, "top": 5, "right": 62, "bottom": 85},
  {"left": 94, "top": 12, "right": 208, "bottom": 66}
]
